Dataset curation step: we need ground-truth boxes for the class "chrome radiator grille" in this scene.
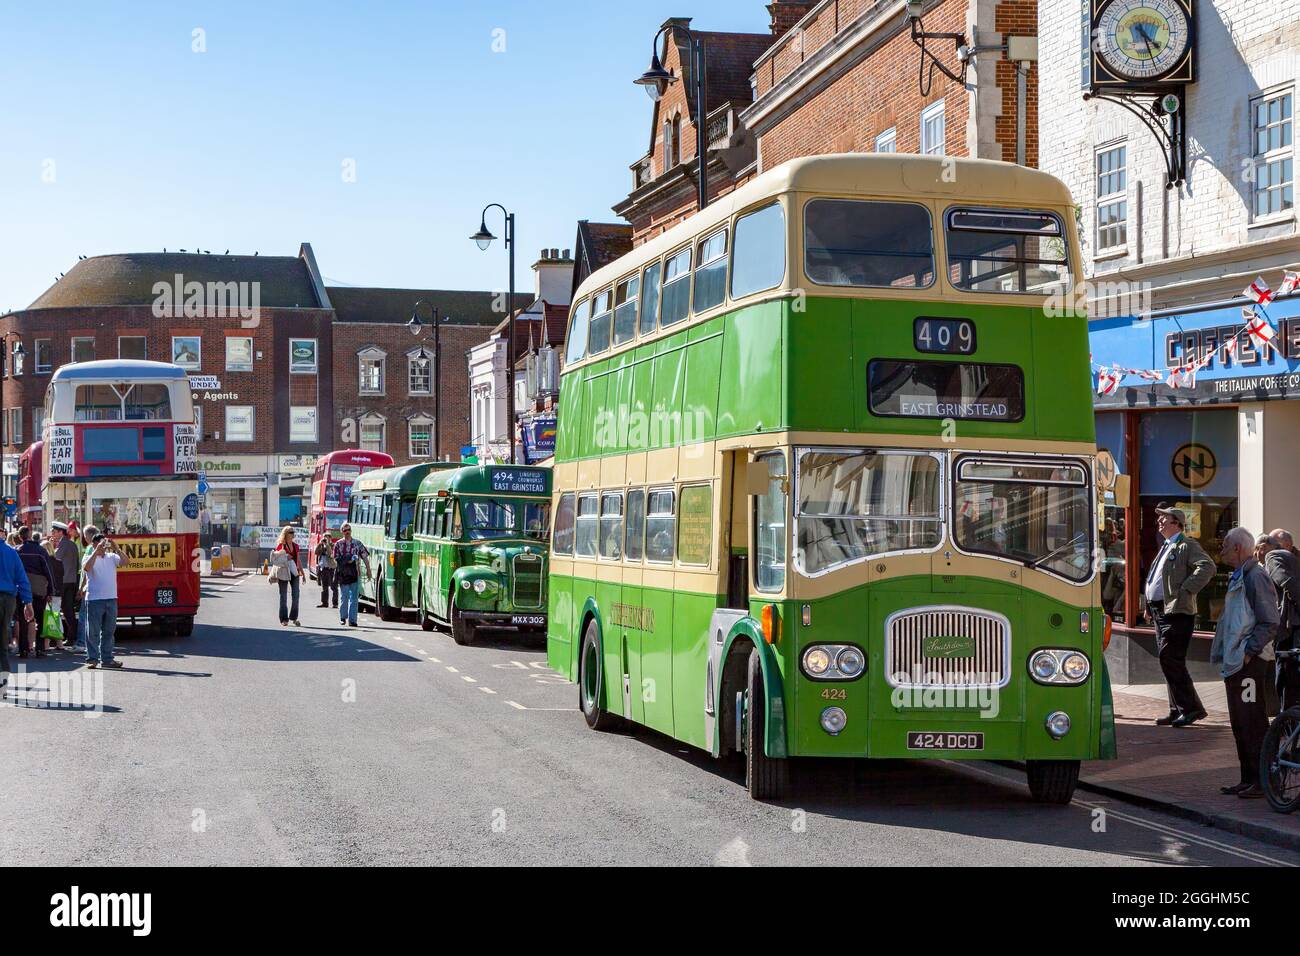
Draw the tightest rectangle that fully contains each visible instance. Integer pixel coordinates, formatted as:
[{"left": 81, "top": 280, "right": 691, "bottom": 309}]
[
  {"left": 512, "top": 554, "right": 544, "bottom": 608},
  {"left": 885, "top": 606, "right": 1010, "bottom": 689}
]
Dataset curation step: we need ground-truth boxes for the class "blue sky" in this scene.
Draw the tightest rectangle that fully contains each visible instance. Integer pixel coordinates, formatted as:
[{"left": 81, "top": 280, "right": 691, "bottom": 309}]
[{"left": 0, "top": 0, "right": 768, "bottom": 310}]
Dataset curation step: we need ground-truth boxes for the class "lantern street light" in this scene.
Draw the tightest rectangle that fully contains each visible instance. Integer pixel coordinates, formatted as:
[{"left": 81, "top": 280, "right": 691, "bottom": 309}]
[
  {"left": 469, "top": 203, "right": 519, "bottom": 464},
  {"left": 635, "top": 23, "right": 709, "bottom": 212}
]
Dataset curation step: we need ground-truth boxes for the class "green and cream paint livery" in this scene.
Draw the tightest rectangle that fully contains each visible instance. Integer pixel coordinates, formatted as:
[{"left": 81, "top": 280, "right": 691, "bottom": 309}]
[
  {"left": 549, "top": 154, "right": 1116, "bottom": 803},
  {"left": 411, "top": 465, "right": 552, "bottom": 646}
]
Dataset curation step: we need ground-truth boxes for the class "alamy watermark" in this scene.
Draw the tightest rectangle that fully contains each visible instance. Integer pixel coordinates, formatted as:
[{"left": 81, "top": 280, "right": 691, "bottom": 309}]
[{"left": 152, "top": 273, "right": 261, "bottom": 328}]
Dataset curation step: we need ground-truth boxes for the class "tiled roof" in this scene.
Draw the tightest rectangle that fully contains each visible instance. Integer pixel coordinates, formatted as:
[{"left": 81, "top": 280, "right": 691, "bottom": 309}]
[
  {"left": 573, "top": 221, "right": 633, "bottom": 296},
  {"left": 28, "top": 252, "right": 323, "bottom": 310},
  {"left": 696, "top": 31, "right": 773, "bottom": 112},
  {"left": 327, "top": 286, "right": 503, "bottom": 326}
]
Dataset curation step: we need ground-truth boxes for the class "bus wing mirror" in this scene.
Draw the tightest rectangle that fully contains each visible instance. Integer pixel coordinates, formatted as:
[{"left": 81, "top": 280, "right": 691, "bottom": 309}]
[
  {"left": 1112, "top": 474, "right": 1131, "bottom": 508},
  {"left": 745, "top": 461, "right": 771, "bottom": 496}
]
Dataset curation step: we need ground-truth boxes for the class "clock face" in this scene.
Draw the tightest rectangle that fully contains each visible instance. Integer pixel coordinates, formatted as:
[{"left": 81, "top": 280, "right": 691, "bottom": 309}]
[{"left": 1097, "top": 0, "right": 1190, "bottom": 82}]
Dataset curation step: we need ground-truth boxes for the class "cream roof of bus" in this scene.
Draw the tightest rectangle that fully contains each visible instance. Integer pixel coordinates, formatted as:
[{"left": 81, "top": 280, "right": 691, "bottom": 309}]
[{"left": 572, "top": 153, "right": 1075, "bottom": 305}]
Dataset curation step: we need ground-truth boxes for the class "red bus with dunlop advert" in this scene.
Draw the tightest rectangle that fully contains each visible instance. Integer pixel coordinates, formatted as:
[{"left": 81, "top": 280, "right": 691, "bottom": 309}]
[
  {"left": 17, "top": 440, "right": 44, "bottom": 532},
  {"left": 307, "top": 448, "right": 393, "bottom": 575},
  {"left": 42, "top": 360, "right": 201, "bottom": 636}
]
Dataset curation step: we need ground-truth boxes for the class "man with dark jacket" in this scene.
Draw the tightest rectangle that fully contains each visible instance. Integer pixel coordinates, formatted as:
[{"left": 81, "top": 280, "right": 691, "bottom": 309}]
[
  {"left": 16, "top": 525, "right": 58, "bottom": 657},
  {"left": 1212, "top": 527, "right": 1279, "bottom": 798},
  {"left": 49, "top": 522, "right": 80, "bottom": 647},
  {"left": 1261, "top": 532, "right": 1300, "bottom": 710},
  {"left": 1145, "top": 507, "right": 1217, "bottom": 727}
]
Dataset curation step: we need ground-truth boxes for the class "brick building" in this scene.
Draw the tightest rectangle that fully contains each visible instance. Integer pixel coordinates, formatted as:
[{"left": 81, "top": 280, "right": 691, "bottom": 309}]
[
  {"left": 614, "top": 0, "right": 1041, "bottom": 245},
  {"left": 0, "top": 244, "right": 498, "bottom": 538}
]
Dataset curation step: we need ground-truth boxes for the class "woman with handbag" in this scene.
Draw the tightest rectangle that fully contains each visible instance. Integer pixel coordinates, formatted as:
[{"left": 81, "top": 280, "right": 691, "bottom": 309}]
[{"left": 271, "top": 527, "right": 305, "bottom": 626}]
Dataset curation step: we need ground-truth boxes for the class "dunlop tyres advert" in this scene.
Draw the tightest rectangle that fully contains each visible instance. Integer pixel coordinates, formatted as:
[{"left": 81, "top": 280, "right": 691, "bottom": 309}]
[{"left": 116, "top": 537, "right": 177, "bottom": 572}]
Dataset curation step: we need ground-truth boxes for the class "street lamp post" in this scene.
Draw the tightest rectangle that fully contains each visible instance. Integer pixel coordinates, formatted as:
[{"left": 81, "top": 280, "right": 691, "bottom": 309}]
[
  {"left": 635, "top": 23, "right": 709, "bottom": 212},
  {"left": 408, "top": 301, "right": 447, "bottom": 460},
  {"left": 0, "top": 335, "right": 24, "bottom": 516},
  {"left": 470, "top": 204, "right": 518, "bottom": 464}
]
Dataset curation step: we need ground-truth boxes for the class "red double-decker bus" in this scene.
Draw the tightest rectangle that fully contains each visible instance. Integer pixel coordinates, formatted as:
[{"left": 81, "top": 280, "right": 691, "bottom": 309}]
[
  {"left": 307, "top": 448, "right": 392, "bottom": 575},
  {"left": 43, "top": 360, "right": 200, "bottom": 636},
  {"left": 17, "top": 440, "right": 44, "bottom": 532}
]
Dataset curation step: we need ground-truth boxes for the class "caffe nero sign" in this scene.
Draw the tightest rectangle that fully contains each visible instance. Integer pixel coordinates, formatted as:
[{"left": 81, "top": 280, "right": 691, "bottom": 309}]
[{"left": 1091, "top": 297, "right": 1300, "bottom": 407}]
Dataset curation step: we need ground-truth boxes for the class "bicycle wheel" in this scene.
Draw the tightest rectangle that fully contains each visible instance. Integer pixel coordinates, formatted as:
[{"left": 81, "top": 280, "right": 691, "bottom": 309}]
[{"left": 1262, "top": 707, "right": 1300, "bottom": 813}]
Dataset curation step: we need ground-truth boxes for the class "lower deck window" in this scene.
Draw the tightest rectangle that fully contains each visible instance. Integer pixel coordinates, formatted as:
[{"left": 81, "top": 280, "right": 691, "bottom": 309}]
[
  {"left": 91, "top": 496, "right": 178, "bottom": 534},
  {"left": 796, "top": 449, "right": 941, "bottom": 575},
  {"left": 953, "top": 457, "right": 1092, "bottom": 582}
]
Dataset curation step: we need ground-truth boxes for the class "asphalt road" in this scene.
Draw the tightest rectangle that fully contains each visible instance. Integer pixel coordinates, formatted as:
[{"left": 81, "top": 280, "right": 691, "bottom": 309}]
[{"left": 5, "top": 573, "right": 1297, "bottom": 867}]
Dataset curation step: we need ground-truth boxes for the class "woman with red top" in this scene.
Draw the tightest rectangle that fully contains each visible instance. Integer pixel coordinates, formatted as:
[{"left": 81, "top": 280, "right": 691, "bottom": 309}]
[{"left": 272, "top": 526, "right": 306, "bottom": 626}]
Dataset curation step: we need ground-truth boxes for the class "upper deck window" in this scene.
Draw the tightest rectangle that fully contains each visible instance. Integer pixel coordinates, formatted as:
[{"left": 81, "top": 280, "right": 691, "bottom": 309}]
[
  {"left": 639, "top": 262, "right": 661, "bottom": 336},
  {"left": 613, "top": 275, "right": 639, "bottom": 346},
  {"left": 804, "top": 199, "right": 935, "bottom": 289},
  {"left": 566, "top": 298, "right": 591, "bottom": 365},
  {"left": 660, "top": 247, "right": 692, "bottom": 327},
  {"left": 730, "top": 202, "right": 786, "bottom": 299},
  {"left": 588, "top": 288, "right": 613, "bottom": 354},
  {"left": 74, "top": 382, "right": 173, "bottom": 422},
  {"left": 692, "top": 229, "right": 728, "bottom": 313},
  {"left": 945, "top": 208, "right": 1071, "bottom": 294}
]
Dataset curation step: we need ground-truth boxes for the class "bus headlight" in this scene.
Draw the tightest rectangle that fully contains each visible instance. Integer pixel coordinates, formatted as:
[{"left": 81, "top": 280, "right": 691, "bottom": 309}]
[
  {"left": 1029, "top": 649, "right": 1091, "bottom": 685},
  {"left": 801, "top": 644, "right": 866, "bottom": 681},
  {"left": 803, "top": 647, "right": 832, "bottom": 676},
  {"left": 1031, "top": 651, "right": 1059, "bottom": 682},
  {"left": 820, "top": 707, "right": 847, "bottom": 736},
  {"left": 1061, "top": 652, "right": 1090, "bottom": 682},
  {"left": 836, "top": 647, "right": 865, "bottom": 678},
  {"left": 1045, "top": 711, "right": 1072, "bottom": 738}
]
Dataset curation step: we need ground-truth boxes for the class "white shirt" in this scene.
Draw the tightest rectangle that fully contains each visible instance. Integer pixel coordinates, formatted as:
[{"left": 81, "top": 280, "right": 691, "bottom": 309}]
[
  {"left": 83, "top": 551, "right": 122, "bottom": 601},
  {"left": 1145, "top": 534, "right": 1178, "bottom": 604}
]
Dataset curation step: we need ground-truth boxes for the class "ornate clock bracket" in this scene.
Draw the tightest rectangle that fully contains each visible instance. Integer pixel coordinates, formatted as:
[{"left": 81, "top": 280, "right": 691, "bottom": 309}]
[{"left": 1084, "top": 86, "right": 1187, "bottom": 189}]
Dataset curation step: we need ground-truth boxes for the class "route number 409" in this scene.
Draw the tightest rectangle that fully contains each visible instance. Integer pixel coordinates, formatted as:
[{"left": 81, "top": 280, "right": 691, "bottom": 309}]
[
  {"left": 820, "top": 688, "right": 847, "bottom": 700},
  {"left": 914, "top": 317, "right": 976, "bottom": 355}
]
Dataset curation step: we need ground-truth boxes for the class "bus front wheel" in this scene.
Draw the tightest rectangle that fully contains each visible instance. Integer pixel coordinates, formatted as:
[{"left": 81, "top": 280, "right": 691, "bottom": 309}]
[
  {"left": 743, "top": 646, "right": 788, "bottom": 801},
  {"left": 418, "top": 583, "right": 435, "bottom": 632},
  {"left": 377, "top": 576, "right": 399, "bottom": 622},
  {"left": 1026, "top": 760, "right": 1079, "bottom": 804},
  {"left": 579, "top": 619, "right": 619, "bottom": 731},
  {"left": 451, "top": 603, "right": 476, "bottom": 646}
]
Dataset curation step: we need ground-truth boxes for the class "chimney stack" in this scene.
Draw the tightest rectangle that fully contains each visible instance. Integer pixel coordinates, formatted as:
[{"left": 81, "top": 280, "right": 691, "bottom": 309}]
[{"left": 768, "top": 1, "right": 814, "bottom": 40}]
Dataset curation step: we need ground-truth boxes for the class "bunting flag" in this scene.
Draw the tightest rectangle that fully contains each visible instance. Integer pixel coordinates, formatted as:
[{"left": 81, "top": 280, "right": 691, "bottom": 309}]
[
  {"left": 1244, "top": 276, "right": 1275, "bottom": 306},
  {"left": 1096, "top": 368, "right": 1120, "bottom": 396},
  {"left": 1244, "top": 306, "right": 1277, "bottom": 348},
  {"left": 1091, "top": 269, "right": 1295, "bottom": 392}
]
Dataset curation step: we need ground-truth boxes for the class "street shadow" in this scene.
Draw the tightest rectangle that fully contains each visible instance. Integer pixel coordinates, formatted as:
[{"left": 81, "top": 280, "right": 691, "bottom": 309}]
[
  {"left": 465, "top": 627, "right": 548, "bottom": 652},
  {"left": 625, "top": 726, "right": 1245, "bottom": 865},
  {"left": 170, "top": 618, "right": 421, "bottom": 664}
]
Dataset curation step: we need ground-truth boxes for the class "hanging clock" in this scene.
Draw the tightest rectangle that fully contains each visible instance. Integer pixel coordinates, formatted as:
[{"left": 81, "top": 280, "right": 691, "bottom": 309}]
[{"left": 1091, "top": 0, "right": 1195, "bottom": 88}]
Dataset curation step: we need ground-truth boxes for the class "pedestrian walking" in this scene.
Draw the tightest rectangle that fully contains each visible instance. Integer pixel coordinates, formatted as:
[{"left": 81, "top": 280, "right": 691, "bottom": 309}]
[
  {"left": 271, "top": 527, "right": 305, "bottom": 626},
  {"left": 332, "top": 523, "right": 370, "bottom": 628},
  {"left": 16, "top": 526, "right": 58, "bottom": 658},
  {"left": 1144, "top": 507, "right": 1216, "bottom": 727},
  {"left": 1259, "top": 531, "right": 1300, "bottom": 711},
  {"left": 1211, "top": 527, "right": 1279, "bottom": 799},
  {"left": 48, "top": 522, "right": 81, "bottom": 649},
  {"left": 315, "top": 532, "right": 338, "bottom": 608},
  {"left": 0, "top": 535, "right": 36, "bottom": 700},
  {"left": 82, "top": 531, "right": 125, "bottom": 669}
]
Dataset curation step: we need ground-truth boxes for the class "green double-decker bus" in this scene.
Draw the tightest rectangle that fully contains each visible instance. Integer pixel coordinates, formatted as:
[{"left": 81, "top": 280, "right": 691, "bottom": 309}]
[
  {"left": 348, "top": 462, "right": 458, "bottom": 620},
  {"left": 549, "top": 153, "right": 1116, "bottom": 802},
  {"left": 412, "top": 464, "right": 552, "bottom": 645}
]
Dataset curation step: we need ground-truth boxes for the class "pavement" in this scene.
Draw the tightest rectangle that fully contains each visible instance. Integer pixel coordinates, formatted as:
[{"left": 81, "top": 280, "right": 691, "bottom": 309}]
[
  {"left": 1078, "top": 680, "right": 1300, "bottom": 851},
  {"left": 4, "top": 577, "right": 1299, "bottom": 866}
]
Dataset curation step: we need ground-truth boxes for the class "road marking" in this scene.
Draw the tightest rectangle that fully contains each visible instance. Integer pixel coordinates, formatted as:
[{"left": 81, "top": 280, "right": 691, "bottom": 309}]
[
  {"left": 952, "top": 761, "right": 1290, "bottom": 866},
  {"left": 478, "top": 687, "right": 497, "bottom": 694},
  {"left": 428, "top": 657, "right": 441, "bottom": 663},
  {"left": 446, "top": 666, "right": 459, "bottom": 673},
  {"left": 505, "top": 700, "right": 526, "bottom": 710},
  {"left": 461, "top": 676, "right": 477, "bottom": 684}
]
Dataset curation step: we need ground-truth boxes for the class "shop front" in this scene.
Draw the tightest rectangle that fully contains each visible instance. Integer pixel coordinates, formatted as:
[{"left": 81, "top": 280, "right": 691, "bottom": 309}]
[
  {"left": 197, "top": 454, "right": 279, "bottom": 551},
  {"left": 1091, "top": 287, "right": 1300, "bottom": 681}
]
